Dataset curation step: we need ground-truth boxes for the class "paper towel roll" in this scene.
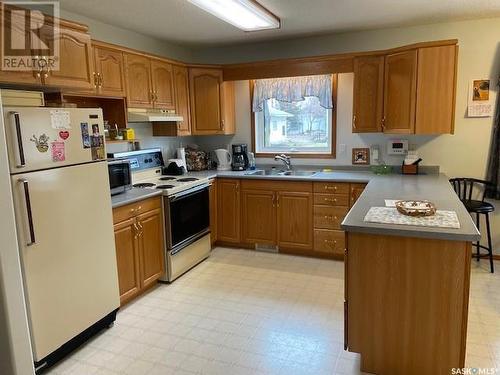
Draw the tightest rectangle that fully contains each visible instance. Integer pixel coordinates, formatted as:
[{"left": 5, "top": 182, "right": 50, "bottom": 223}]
[{"left": 177, "top": 147, "right": 186, "bottom": 169}]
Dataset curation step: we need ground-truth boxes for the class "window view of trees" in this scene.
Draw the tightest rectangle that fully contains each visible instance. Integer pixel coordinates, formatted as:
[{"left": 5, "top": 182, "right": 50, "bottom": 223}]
[{"left": 262, "top": 97, "right": 330, "bottom": 150}]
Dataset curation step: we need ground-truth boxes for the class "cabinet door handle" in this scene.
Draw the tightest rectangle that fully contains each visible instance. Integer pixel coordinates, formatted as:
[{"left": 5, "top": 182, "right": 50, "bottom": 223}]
[
  {"left": 381, "top": 117, "right": 386, "bottom": 131},
  {"left": 93, "top": 72, "right": 97, "bottom": 88},
  {"left": 221, "top": 119, "right": 225, "bottom": 130},
  {"left": 272, "top": 193, "right": 275, "bottom": 208},
  {"left": 20, "top": 179, "right": 36, "bottom": 246},
  {"left": 352, "top": 115, "right": 357, "bottom": 129},
  {"left": 137, "top": 221, "right": 144, "bottom": 237},
  {"left": 98, "top": 73, "right": 103, "bottom": 87},
  {"left": 133, "top": 222, "right": 140, "bottom": 239},
  {"left": 10, "top": 111, "right": 26, "bottom": 168}
]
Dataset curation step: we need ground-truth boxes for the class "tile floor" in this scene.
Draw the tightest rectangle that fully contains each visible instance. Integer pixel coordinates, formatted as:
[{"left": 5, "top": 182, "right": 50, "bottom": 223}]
[{"left": 48, "top": 247, "right": 500, "bottom": 375}]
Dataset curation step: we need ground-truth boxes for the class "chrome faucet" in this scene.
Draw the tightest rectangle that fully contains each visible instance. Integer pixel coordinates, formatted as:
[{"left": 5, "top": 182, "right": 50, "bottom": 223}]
[{"left": 274, "top": 154, "right": 292, "bottom": 170}]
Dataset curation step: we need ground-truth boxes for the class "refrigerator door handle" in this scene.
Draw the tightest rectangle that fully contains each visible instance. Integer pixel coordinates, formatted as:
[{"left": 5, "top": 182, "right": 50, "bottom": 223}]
[
  {"left": 20, "top": 179, "right": 36, "bottom": 246},
  {"left": 11, "top": 111, "right": 26, "bottom": 168}
]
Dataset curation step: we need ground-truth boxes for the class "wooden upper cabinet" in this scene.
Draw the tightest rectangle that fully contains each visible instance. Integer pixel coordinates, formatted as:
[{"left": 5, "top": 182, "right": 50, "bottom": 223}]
[
  {"left": 189, "top": 68, "right": 224, "bottom": 135},
  {"left": 151, "top": 59, "right": 175, "bottom": 110},
  {"left": 241, "top": 189, "right": 276, "bottom": 245},
  {"left": 124, "top": 53, "right": 153, "bottom": 108},
  {"left": 353, "top": 55, "right": 384, "bottom": 133},
  {"left": 415, "top": 45, "right": 457, "bottom": 134},
  {"left": 217, "top": 179, "right": 240, "bottom": 243},
  {"left": 44, "top": 27, "right": 93, "bottom": 89},
  {"left": 221, "top": 81, "right": 236, "bottom": 134},
  {"left": 383, "top": 50, "right": 417, "bottom": 134},
  {"left": 277, "top": 191, "right": 313, "bottom": 251},
  {"left": 93, "top": 45, "right": 125, "bottom": 96},
  {"left": 173, "top": 65, "right": 191, "bottom": 136}
]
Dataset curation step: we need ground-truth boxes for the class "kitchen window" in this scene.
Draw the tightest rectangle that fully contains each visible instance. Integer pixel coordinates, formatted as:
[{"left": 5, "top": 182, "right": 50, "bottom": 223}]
[{"left": 252, "top": 74, "right": 337, "bottom": 158}]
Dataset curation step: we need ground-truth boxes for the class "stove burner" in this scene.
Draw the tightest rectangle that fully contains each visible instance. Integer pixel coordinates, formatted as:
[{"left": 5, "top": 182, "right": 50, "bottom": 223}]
[
  {"left": 133, "top": 183, "right": 155, "bottom": 188},
  {"left": 177, "top": 177, "right": 199, "bottom": 182},
  {"left": 156, "top": 185, "right": 175, "bottom": 189},
  {"left": 159, "top": 177, "right": 176, "bottom": 181}
]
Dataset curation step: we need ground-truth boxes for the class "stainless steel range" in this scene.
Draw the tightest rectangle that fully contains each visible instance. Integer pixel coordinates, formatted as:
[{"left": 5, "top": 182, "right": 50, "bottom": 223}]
[{"left": 109, "top": 148, "right": 211, "bottom": 282}]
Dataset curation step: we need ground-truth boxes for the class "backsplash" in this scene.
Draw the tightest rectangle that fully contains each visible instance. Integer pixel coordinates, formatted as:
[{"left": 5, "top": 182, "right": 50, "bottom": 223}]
[{"left": 105, "top": 122, "right": 196, "bottom": 161}]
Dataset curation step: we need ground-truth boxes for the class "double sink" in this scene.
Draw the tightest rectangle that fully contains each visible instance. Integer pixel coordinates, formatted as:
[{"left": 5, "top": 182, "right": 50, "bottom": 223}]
[{"left": 245, "top": 169, "right": 319, "bottom": 177}]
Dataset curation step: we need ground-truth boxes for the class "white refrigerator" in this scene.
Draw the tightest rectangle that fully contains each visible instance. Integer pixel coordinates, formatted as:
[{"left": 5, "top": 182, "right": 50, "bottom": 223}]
[{"left": 3, "top": 107, "right": 120, "bottom": 372}]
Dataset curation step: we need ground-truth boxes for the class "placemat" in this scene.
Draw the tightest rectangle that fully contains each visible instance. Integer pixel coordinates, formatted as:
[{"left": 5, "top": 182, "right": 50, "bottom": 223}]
[{"left": 364, "top": 207, "right": 460, "bottom": 229}]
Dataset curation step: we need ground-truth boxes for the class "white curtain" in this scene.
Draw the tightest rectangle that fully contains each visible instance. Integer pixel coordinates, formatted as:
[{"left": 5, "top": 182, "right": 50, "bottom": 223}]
[{"left": 252, "top": 74, "right": 333, "bottom": 112}]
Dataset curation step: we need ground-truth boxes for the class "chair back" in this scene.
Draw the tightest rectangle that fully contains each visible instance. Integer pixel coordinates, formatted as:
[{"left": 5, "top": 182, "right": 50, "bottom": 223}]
[{"left": 449, "top": 178, "right": 493, "bottom": 202}]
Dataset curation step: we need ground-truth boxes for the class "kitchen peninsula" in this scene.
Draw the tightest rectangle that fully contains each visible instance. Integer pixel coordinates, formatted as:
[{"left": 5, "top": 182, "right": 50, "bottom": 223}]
[
  {"left": 341, "top": 174, "right": 480, "bottom": 375},
  {"left": 179, "top": 169, "right": 478, "bottom": 375}
]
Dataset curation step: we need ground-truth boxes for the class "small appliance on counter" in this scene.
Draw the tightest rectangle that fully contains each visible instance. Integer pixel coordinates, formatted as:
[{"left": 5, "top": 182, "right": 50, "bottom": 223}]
[
  {"left": 214, "top": 148, "right": 232, "bottom": 171},
  {"left": 402, "top": 151, "right": 422, "bottom": 175},
  {"left": 231, "top": 143, "right": 249, "bottom": 171},
  {"left": 108, "top": 159, "right": 132, "bottom": 195},
  {"left": 165, "top": 159, "right": 185, "bottom": 175}
]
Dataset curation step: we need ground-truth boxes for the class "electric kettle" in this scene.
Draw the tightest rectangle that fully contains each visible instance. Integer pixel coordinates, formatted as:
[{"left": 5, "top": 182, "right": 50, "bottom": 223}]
[{"left": 214, "top": 149, "right": 232, "bottom": 171}]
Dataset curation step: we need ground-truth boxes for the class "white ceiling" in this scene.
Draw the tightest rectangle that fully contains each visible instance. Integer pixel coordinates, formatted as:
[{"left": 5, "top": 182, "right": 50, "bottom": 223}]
[{"left": 59, "top": 0, "right": 500, "bottom": 47}]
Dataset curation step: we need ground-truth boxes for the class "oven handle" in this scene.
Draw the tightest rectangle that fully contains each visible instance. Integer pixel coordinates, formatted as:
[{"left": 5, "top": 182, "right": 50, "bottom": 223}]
[{"left": 169, "top": 183, "right": 209, "bottom": 201}]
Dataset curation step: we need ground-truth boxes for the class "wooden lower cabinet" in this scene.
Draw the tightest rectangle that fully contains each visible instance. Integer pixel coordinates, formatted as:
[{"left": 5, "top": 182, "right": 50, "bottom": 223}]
[
  {"left": 314, "top": 229, "right": 345, "bottom": 256},
  {"left": 215, "top": 179, "right": 368, "bottom": 259},
  {"left": 217, "top": 179, "right": 240, "bottom": 243},
  {"left": 113, "top": 197, "right": 164, "bottom": 305},
  {"left": 277, "top": 191, "right": 313, "bottom": 251},
  {"left": 242, "top": 189, "right": 276, "bottom": 245},
  {"left": 346, "top": 232, "right": 471, "bottom": 374},
  {"left": 137, "top": 208, "right": 164, "bottom": 289},
  {"left": 350, "top": 183, "right": 366, "bottom": 207},
  {"left": 113, "top": 218, "right": 141, "bottom": 305},
  {"left": 209, "top": 180, "right": 218, "bottom": 246}
]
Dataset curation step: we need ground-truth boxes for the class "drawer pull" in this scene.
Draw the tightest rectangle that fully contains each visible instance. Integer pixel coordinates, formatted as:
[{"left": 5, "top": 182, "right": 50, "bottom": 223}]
[
  {"left": 325, "top": 186, "right": 338, "bottom": 191},
  {"left": 130, "top": 205, "right": 143, "bottom": 214},
  {"left": 324, "top": 239, "right": 338, "bottom": 245},
  {"left": 323, "top": 215, "right": 338, "bottom": 220},
  {"left": 325, "top": 198, "right": 337, "bottom": 203}
]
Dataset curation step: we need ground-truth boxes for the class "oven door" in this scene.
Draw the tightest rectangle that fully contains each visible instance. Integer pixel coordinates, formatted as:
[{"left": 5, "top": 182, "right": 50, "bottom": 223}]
[{"left": 166, "top": 184, "right": 210, "bottom": 253}]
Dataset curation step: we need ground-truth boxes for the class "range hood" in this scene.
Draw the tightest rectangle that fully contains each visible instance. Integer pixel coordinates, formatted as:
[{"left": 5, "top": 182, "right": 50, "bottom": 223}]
[{"left": 127, "top": 108, "right": 184, "bottom": 122}]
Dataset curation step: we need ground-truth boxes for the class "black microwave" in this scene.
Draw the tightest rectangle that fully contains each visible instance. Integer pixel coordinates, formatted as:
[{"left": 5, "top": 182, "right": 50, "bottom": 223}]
[{"left": 108, "top": 159, "right": 132, "bottom": 196}]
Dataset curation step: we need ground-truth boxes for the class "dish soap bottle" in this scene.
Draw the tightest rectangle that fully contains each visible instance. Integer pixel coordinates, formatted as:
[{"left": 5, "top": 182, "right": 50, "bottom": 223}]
[{"left": 248, "top": 152, "right": 256, "bottom": 170}]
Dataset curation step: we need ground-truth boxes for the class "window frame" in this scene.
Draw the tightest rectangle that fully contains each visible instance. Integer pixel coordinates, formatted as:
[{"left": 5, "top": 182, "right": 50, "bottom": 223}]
[{"left": 250, "top": 74, "right": 337, "bottom": 159}]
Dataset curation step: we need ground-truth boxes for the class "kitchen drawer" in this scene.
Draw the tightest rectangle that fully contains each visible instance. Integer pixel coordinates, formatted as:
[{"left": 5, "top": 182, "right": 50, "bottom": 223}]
[
  {"left": 314, "top": 206, "right": 349, "bottom": 230},
  {"left": 314, "top": 193, "right": 349, "bottom": 207},
  {"left": 113, "top": 196, "right": 162, "bottom": 224},
  {"left": 314, "top": 229, "right": 345, "bottom": 255},
  {"left": 314, "top": 182, "right": 349, "bottom": 194}
]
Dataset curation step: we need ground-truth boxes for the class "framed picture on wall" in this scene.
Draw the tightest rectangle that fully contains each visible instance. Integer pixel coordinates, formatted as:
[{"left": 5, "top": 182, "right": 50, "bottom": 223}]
[{"left": 352, "top": 148, "right": 370, "bottom": 165}]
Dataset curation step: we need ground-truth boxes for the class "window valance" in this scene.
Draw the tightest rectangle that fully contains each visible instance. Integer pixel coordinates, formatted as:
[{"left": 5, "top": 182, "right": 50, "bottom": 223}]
[{"left": 252, "top": 74, "right": 333, "bottom": 112}]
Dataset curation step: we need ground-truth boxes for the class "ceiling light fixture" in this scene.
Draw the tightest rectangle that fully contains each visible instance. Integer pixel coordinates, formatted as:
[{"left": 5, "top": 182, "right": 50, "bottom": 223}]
[{"left": 188, "top": 0, "right": 280, "bottom": 32}]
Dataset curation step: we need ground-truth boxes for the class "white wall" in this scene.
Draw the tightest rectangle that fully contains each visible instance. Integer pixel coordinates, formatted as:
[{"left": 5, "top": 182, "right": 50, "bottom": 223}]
[{"left": 59, "top": 9, "right": 194, "bottom": 62}]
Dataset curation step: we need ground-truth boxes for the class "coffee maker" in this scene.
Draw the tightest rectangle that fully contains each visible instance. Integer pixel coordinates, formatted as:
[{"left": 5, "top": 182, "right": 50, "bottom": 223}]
[{"left": 231, "top": 144, "right": 249, "bottom": 171}]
